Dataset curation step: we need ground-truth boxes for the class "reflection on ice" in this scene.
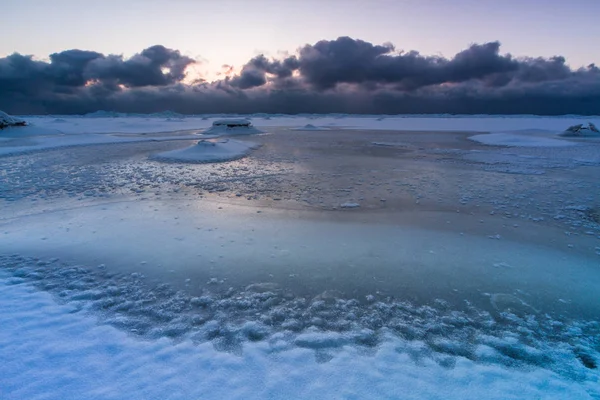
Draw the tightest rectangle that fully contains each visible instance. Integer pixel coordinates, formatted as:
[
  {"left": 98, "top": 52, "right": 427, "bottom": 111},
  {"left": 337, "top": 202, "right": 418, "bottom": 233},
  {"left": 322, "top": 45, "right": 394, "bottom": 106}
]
[{"left": 2, "top": 200, "right": 599, "bottom": 319}]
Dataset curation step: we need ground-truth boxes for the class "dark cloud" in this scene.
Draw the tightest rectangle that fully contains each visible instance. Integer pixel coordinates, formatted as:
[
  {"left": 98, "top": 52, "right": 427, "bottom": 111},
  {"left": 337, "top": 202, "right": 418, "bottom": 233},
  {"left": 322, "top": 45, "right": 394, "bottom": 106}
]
[
  {"left": 0, "top": 45, "right": 194, "bottom": 98},
  {"left": 84, "top": 45, "right": 194, "bottom": 87},
  {"left": 48, "top": 50, "right": 102, "bottom": 85},
  {"left": 294, "top": 38, "right": 519, "bottom": 91},
  {"left": 0, "top": 54, "right": 51, "bottom": 96},
  {"left": 229, "top": 55, "right": 299, "bottom": 89},
  {"left": 229, "top": 67, "right": 266, "bottom": 89},
  {"left": 1, "top": 38, "right": 600, "bottom": 115}
]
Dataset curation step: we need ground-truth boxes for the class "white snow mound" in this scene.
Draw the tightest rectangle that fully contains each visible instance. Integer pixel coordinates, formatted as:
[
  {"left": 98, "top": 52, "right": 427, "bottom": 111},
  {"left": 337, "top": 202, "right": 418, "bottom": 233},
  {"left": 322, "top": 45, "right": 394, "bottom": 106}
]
[
  {"left": 292, "top": 124, "right": 330, "bottom": 131},
  {"left": 469, "top": 131, "right": 578, "bottom": 147},
  {"left": 151, "top": 139, "right": 258, "bottom": 163},
  {"left": 203, "top": 119, "right": 262, "bottom": 135}
]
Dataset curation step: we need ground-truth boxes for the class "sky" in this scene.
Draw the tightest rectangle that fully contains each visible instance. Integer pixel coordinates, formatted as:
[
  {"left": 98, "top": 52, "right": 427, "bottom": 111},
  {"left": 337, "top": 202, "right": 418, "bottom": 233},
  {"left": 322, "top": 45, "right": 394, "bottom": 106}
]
[{"left": 2, "top": 0, "right": 600, "bottom": 115}]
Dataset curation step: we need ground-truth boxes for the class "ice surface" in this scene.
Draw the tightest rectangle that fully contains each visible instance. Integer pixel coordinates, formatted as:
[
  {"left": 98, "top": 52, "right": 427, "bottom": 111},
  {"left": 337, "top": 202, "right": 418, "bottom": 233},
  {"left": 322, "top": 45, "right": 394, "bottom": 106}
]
[
  {"left": 7, "top": 114, "right": 597, "bottom": 156},
  {"left": 21, "top": 114, "right": 600, "bottom": 136},
  {"left": 560, "top": 123, "right": 600, "bottom": 137},
  {"left": 2, "top": 113, "right": 600, "bottom": 399},
  {"left": 151, "top": 139, "right": 258, "bottom": 163},
  {"left": 3, "top": 200, "right": 599, "bottom": 320},
  {"left": 0, "top": 124, "right": 63, "bottom": 138},
  {"left": 0, "top": 267, "right": 598, "bottom": 399},
  {"left": 0, "top": 131, "right": 203, "bottom": 156},
  {"left": 469, "top": 131, "right": 580, "bottom": 147}
]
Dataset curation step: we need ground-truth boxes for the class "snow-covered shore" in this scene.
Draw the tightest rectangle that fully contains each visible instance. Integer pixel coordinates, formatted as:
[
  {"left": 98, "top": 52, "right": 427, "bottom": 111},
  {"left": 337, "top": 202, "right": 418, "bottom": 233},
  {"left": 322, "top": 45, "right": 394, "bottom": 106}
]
[
  {"left": 1, "top": 268, "right": 597, "bottom": 400},
  {"left": 17, "top": 112, "right": 600, "bottom": 134}
]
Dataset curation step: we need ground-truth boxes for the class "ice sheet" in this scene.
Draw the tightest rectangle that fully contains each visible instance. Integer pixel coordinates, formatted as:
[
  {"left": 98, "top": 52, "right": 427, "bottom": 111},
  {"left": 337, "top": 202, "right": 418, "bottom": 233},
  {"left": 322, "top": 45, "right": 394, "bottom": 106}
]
[
  {"left": 469, "top": 131, "right": 580, "bottom": 147},
  {"left": 0, "top": 131, "right": 204, "bottom": 156},
  {"left": 3, "top": 114, "right": 598, "bottom": 155},
  {"left": 3, "top": 113, "right": 600, "bottom": 399}
]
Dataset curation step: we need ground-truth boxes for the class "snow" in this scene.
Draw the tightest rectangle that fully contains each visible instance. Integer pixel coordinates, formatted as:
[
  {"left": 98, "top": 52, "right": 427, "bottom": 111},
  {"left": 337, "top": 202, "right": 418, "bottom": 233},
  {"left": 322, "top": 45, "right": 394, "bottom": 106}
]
[
  {"left": 18, "top": 113, "right": 600, "bottom": 136},
  {"left": 212, "top": 118, "right": 252, "bottom": 127},
  {"left": 0, "top": 110, "right": 26, "bottom": 128},
  {"left": 0, "top": 131, "right": 203, "bottom": 156},
  {"left": 469, "top": 130, "right": 580, "bottom": 147},
  {"left": 4, "top": 114, "right": 597, "bottom": 155},
  {"left": 151, "top": 139, "right": 258, "bottom": 163},
  {"left": 1, "top": 272, "right": 598, "bottom": 400},
  {"left": 291, "top": 124, "right": 330, "bottom": 131}
]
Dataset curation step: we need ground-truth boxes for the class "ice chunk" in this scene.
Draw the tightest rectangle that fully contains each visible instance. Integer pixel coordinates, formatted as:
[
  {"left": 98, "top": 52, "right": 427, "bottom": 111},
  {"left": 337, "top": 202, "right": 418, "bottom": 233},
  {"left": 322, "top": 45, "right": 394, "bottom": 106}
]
[
  {"left": 0, "top": 110, "right": 26, "bottom": 129},
  {"left": 560, "top": 122, "right": 600, "bottom": 137},
  {"left": 203, "top": 119, "right": 263, "bottom": 135}
]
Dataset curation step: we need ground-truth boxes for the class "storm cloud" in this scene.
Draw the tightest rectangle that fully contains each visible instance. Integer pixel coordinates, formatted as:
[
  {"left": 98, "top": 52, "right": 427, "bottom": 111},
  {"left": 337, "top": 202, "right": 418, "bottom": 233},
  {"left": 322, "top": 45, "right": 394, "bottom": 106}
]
[
  {"left": 1, "top": 37, "right": 600, "bottom": 115},
  {"left": 229, "top": 55, "right": 299, "bottom": 89},
  {"left": 0, "top": 45, "right": 194, "bottom": 96}
]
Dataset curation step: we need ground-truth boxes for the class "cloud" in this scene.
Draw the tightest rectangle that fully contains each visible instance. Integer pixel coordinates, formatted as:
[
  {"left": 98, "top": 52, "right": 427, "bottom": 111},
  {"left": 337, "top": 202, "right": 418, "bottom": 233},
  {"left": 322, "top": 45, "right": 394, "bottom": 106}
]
[
  {"left": 84, "top": 45, "right": 194, "bottom": 87},
  {"left": 292, "top": 38, "right": 520, "bottom": 91},
  {"left": 0, "top": 45, "right": 194, "bottom": 97},
  {"left": 1, "top": 38, "right": 600, "bottom": 115},
  {"left": 229, "top": 55, "right": 299, "bottom": 89}
]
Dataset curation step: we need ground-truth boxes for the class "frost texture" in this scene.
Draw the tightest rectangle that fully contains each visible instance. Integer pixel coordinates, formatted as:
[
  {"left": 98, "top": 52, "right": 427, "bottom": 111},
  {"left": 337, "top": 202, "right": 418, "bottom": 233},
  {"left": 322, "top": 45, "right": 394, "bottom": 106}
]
[{"left": 2, "top": 254, "right": 598, "bottom": 382}]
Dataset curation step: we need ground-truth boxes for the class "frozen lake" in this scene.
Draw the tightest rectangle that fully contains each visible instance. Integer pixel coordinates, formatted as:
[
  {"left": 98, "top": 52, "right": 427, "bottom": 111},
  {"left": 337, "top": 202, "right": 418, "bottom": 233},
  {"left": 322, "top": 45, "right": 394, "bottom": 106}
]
[
  {"left": 1, "top": 115, "right": 599, "bottom": 399},
  {"left": 3, "top": 198, "right": 600, "bottom": 320}
]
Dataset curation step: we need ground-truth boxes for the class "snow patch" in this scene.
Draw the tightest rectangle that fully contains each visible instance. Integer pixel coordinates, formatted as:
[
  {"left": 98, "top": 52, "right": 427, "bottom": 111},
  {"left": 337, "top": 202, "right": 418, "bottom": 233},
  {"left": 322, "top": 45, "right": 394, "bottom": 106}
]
[
  {"left": 16, "top": 114, "right": 600, "bottom": 136},
  {"left": 469, "top": 131, "right": 578, "bottom": 147},
  {"left": 340, "top": 202, "right": 361, "bottom": 208},
  {"left": 0, "top": 265, "right": 598, "bottom": 399},
  {"left": 291, "top": 124, "right": 330, "bottom": 131},
  {"left": 151, "top": 139, "right": 258, "bottom": 163},
  {"left": 0, "top": 132, "right": 201, "bottom": 156}
]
